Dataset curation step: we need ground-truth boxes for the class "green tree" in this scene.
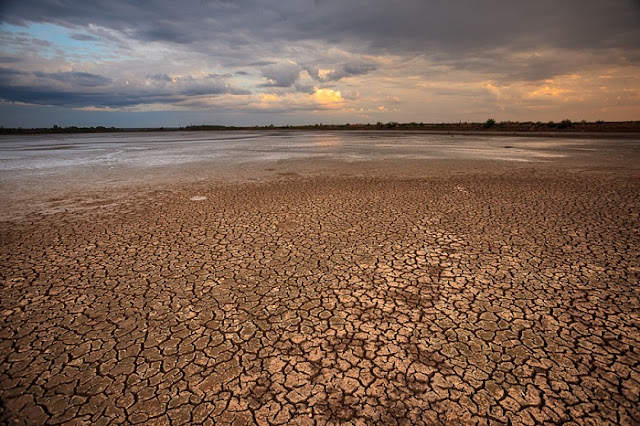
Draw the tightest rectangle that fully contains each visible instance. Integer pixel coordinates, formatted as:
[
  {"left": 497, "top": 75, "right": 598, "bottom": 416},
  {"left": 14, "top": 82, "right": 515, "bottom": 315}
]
[
  {"left": 484, "top": 118, "right": 496, "bottom": 128},
  {"left": 558, "top": 119, "right": 572, "bottom": 129}
]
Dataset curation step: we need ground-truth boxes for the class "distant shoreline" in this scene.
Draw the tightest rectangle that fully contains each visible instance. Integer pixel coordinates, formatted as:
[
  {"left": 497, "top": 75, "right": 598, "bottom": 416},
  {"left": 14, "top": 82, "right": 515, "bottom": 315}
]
[{"left": 2, "top": 120, "right": 640, "bottom": 137}]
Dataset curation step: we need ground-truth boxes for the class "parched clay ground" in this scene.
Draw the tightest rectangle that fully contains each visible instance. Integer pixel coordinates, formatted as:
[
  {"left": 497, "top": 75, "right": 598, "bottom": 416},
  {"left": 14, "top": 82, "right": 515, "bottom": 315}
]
[{"left": 1, "top": 165, "right": 639, "bottom": 425}]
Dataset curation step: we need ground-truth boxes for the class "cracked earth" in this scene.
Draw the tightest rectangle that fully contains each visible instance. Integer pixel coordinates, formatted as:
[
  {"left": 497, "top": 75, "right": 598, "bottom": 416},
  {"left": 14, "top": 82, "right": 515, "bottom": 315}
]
[{"left": 1, "top": 167, "right": 639, "bottom": 425}]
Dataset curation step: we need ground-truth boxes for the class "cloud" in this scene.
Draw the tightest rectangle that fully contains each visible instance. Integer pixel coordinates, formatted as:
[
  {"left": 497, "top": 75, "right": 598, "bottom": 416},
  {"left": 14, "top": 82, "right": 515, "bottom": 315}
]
[
  {"left": 146, "top": 73, "right": 173, "bottom": 82},
  {"left": 304, "top": 61, "right": 377, "bottom": 82},
  {"left": 35, "top": 71, "right": 112, "bottom": 87},
  {"left": 245, "top": 88, "right": 347, "bottom": 113},
  {"left": 313, "top": 88, "right": 344, "bottom": 107},
  {"left": 0, "top": 0, "right": 638, "bottom": 123},
  {"left": 135, "top": 22, "right": 199, "bottom": 44},
  {"left": 0, "top": 67, "right": 249, "bottom": 108},
  {"left": 246, "top": 61, "right": 277, "bottom": 67},
  {"left": 0, "top": 56, "right": 21, "bottom": 63},
  {"left": 70, "top": 33, "right": 97, "bottom": 41},
  {"left": 322, "top": 62, "right": 377, "bottom": 82},
  {"left": 259, "top": 63, "right": 301, "bottom": 87},
  {"left": 3, "top": 1, "right": 638, "bottom": 54},
  {"left": 0, "top": 67, "right": 22, "bottom": 79}
]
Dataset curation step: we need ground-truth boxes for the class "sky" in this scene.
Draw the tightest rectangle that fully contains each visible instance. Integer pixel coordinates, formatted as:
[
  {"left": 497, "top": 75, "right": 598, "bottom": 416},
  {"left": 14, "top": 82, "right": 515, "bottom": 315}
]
[{"left": 0, "top": 0, "right": 639, "bottom": 128}]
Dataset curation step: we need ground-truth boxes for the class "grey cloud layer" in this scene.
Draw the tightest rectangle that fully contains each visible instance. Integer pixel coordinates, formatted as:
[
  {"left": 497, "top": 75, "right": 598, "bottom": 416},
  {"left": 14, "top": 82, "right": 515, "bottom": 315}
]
[
  {"left": 0, "top": 68, "right": 248, "bottom": 107},
  {"left": 37, "top": 71, "right": 112, "bottom": 87},
  {"left": 3, "top": 0, "right": 638, "bottom": 52},
  {"left": 260, "top": 63, "right": 301, "bottom": 88},
  {"left": 0, "top": 0, "right": 638, "bottom": 111},
  {"left": 259, "top": 61, "right": 378, "bottom": 88}
]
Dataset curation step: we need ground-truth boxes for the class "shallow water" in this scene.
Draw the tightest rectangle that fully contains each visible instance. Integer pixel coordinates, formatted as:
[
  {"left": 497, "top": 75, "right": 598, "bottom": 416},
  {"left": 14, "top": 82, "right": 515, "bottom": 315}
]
[
  {"left": 0, "top": 130, "right": 638, "bottom": 220},
  {"left": 1, "top": 130, "right": 636, "bottom": 177}
]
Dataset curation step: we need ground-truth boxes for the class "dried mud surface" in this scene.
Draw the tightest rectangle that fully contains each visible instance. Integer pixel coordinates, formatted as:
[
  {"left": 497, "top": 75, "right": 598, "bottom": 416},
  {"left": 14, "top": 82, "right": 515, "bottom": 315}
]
[{"left": 1, "top": 165, "right": 639, "bottom": 425}]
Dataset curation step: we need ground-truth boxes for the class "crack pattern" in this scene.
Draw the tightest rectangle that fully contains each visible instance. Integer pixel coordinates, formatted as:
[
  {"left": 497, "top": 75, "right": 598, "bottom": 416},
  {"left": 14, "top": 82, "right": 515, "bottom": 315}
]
[{"left": 1, "top": 171, "right": 639, "bottom": 425}]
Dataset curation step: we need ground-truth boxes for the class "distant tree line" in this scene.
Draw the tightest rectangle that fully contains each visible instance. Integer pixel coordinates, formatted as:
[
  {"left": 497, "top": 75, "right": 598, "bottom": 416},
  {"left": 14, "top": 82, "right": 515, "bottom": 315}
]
[
  {"left": 0, "top": 125, "right": 121, "bottom": 135},
  {"left": 1, "top": 120, "right": 639, "bottom": 135}
]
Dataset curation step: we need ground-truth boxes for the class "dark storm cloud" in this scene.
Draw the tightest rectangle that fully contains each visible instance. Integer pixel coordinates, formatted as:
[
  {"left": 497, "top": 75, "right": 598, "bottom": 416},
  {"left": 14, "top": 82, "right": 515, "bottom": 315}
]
[
  {"left": 2, "top": 2, "right": 638, "bottom": 88},
  {"left": 297, "top": 0, "right": 640, "bottom": 53},
  {"left": 2, "top": 0, "right": 638, "bottom": 53},
  {"left": 0, "top": 85, "right": 213, "bottom": 108},
  {"left": 293, "top": 83, "right": 315, "bottom": 95},
  {"left": 35, "top": 71, "right": 112, "bottom": 87},
  {"left": 306, "top": 62, "right": 377, "bottom": 82},
  {"left": 0, "top": 67, "right": 23, "bottom": 80},
  {"left": 1, "top": 0, "right": 638, "bottom": 117},
  {"left": 136, "top": 22, "right": 199, "bottom": 44},
  {"left": 0, "top": 84, "right": 247, "bottom": 108},
  {"left": 146, "top": 73, "right": 173, "bottom": 82},
  {"left": 0, "top": 56, "right": 21, "bottom": 63},
  {"left": 0, "top": 67, "right": 249, "bottom": 108},
  {"left": 259, "top": 63, "right": 301, "bottom": 87}
]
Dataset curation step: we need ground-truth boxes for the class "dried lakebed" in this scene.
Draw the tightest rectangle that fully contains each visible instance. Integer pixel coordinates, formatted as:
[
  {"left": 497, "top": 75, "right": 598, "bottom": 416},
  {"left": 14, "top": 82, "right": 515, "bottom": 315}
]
[{"left": 1, "top": 167, "right": 639, "bottom": 424}]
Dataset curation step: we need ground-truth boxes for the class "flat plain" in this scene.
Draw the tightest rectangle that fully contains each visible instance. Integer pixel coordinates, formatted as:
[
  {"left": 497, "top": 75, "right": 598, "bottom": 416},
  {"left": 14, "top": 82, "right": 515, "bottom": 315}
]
[{"left": 1, "top": 135, "right": 639, "bottom": 425}]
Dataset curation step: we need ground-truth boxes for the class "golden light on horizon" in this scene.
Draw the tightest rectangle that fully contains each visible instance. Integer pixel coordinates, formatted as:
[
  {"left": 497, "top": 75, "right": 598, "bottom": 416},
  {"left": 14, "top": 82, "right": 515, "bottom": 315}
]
[
  {"left": 260, "top": 93, "right": 279, "bottom": 103},
  {"left": 313, "top": 88, "right": 344, "bottom": 107},
  {"left": 527, "top": 86, "right": 571, "bottom": 99}
]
